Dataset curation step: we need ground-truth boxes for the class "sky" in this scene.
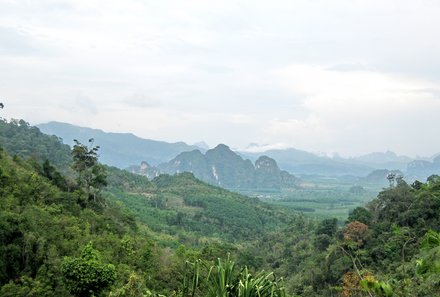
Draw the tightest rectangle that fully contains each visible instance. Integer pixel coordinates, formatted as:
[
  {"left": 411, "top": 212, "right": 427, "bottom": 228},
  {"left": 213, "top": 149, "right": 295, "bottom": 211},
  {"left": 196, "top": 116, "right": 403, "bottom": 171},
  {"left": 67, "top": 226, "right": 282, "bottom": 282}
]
[{"left": 1, "top": 0, "right": 440, "bottom": 157}]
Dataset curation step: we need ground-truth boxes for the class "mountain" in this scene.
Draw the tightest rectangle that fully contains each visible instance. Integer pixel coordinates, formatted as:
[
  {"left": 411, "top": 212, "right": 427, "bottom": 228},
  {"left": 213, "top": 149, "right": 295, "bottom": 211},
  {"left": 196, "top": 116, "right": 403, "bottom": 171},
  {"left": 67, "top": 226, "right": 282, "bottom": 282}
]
[
  {"left": 362, "top": 169, "right": 404, "bottom": 185},
  {"left": 255, "top": 155, "right": 299, "bottom": 188},
  {"left": 202, "top": 144, "right": 256, "bottom": 188},
  {"left": 37, "top": 121, "right": 436, "bottom": 179},
  {"left": 349, "top": 150, "right": 413, "bottom": 171},
  {"left": 406, "top": 158, "right": 440, "bottom": 181},
  {"left": 193, "top": 141, "right": 210, "bottom": 150},
  {"left": 241, "top": 148, "right": 374, "bottom": 176},
  {"left": 241, "top": 147, "right": 433, "bottom": 177},
  {"left": 37, "top": 121, "right": 203, "bottom": 168},
  {"left": 131, "top": 144, "right": 300, "bottom": 190}
]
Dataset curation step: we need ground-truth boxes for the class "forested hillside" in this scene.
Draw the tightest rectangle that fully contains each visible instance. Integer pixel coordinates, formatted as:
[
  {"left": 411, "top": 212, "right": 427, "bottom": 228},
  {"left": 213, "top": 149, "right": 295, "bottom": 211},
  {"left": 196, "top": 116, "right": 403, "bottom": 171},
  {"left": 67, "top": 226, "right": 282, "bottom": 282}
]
[
  {"left": 1, "top": 119, "right": 440, "bottom": 296},
  {"left": 105, "top": 167, "right": 293, "bottom": 243},
  {"left": 0, "top": 119, "right": 293, "bottom": 296},
  {"left": 242, "top": 176, "right": 440, "bottom": 296},
  {"left": 0, "top": 119, "right": 72, "bottom": 170}
]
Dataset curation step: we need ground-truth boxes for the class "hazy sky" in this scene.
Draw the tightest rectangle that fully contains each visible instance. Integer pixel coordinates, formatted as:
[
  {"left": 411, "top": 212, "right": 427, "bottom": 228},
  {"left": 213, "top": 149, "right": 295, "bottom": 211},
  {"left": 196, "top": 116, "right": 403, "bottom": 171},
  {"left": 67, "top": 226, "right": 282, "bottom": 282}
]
[{"left": 1, "top": 0, "right": 440, "bottom": 157}]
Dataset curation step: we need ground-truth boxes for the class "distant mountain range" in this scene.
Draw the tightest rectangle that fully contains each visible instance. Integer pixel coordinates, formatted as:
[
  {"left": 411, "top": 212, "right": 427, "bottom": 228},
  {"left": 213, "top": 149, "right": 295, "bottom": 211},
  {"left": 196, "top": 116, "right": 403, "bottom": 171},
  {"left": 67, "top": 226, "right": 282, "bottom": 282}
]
[
  {"left": 240, "top": 148, "right": 374, "bottom": 176},
  {"left": 241, "top": 148, "right": 439, "bottom": 179},
  {"left": 38, "top": 122, "right": 440, "bottom": 181},
  {"left": 362, "top": 169, "right": 404, "bottom": 185},
  {"left": 406, "top": 156, "right": 440, "bottom": 180},
  {"left": 349, "top": 150, "right": 413, "bottom": 168},
  {"left": 129, "top": 144, "right": 300, "bottom": 190},
  {"left": 38, "top": 122, "right": 204, "bottom": 168}
]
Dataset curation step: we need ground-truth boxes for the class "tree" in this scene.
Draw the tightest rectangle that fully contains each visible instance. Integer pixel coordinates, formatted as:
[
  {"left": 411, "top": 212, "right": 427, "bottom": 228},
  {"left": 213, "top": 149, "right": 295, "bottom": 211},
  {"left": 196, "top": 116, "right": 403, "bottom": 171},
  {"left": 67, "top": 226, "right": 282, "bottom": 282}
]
[
  {"left": 343, "top": 221, "right": 369, "bottom": 247},
  {"left": 315, "top": 218, "right": 338, "bottom": 237},
  {"left": 71, "top": 139, "right": 107, "bottom": 202},
  {"left": 41, "top": 159, "right": 68, "bottom": 191},
  {"left": 347, "top": 207, "right": 372, "bottom": 225},
  {"left": 61, "top": 242, "right": 116, "bottom": 297}
]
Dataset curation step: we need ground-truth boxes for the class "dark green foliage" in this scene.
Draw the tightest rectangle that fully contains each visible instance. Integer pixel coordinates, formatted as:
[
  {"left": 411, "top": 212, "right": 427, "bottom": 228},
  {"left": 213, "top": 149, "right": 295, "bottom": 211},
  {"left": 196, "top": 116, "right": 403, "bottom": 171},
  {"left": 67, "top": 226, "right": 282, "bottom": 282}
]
[
  {"left": 0, "top": 146, "right": 154, "bottom": 295},
  {"left": 347, "top": 207, "right": 372, "bottom": 225},
  {"left": 411, "top": 180, "right": 424, "bottom": 190},
  {"left": 315, "top": 218, "right": 338, "bottom": 236},
  {"left": 0, "top": 119, "right": 72, "bottom": 170},
  {"left": 61, "top": 242, "right": 116, "bottom": 296},
  {"left": 40, "top": 159, "right": 70, "bottom": 191},
  {"left": 4, "top": 119, "right": 440, "bottom": 297},
  {"left": 314, "top": 234, "right": 332, "bottom": 251}
]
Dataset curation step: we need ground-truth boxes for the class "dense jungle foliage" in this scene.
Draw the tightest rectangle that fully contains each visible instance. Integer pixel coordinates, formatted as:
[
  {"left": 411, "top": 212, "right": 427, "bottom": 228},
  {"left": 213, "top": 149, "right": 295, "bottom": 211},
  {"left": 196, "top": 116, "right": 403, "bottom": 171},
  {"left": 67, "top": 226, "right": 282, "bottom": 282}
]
[{"left": 0, "top": 119, "right": 439, "bottom": 296}]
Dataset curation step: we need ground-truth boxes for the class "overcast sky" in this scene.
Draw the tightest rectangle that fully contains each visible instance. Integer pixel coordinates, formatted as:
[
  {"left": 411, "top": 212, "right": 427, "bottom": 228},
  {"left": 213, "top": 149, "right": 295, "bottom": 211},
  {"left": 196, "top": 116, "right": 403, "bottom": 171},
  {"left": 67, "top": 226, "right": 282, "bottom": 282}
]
[{"left": 1, "top": 0, "right": 439, "bottom": 157}]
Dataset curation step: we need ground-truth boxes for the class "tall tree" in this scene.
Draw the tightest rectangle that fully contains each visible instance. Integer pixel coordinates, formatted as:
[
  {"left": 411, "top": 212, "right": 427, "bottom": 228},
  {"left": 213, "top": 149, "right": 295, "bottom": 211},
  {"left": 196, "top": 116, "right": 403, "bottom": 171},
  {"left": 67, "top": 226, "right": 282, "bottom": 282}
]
[{"left": 71, "top": 138, "right": 107, "bottom": 202}]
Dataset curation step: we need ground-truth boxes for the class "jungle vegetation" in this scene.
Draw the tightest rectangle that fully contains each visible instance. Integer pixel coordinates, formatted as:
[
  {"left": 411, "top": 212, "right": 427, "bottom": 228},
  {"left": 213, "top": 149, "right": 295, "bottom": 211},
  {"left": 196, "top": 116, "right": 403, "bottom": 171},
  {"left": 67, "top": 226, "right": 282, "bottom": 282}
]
[{"left": 0, "top": 119, "right": 439, "bottom": 296}]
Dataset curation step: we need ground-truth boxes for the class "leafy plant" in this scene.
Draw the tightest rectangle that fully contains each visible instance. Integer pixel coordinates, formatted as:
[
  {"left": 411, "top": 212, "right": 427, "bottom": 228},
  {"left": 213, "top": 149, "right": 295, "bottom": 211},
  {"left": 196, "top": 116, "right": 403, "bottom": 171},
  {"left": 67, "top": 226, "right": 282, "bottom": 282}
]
[
  {"left": 61, "top": 242, "right": 116, "bottom": 297},
  {"left": 180, "top": 256, "right": 287, "bottom": 297}
]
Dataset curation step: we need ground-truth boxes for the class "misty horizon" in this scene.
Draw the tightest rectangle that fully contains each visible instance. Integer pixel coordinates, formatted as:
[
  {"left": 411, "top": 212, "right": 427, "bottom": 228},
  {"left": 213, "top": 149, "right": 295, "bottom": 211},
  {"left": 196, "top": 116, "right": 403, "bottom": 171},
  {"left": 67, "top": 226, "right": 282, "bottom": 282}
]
[{"left": 35, "top": 120, "right": 437, "bottom": 160}]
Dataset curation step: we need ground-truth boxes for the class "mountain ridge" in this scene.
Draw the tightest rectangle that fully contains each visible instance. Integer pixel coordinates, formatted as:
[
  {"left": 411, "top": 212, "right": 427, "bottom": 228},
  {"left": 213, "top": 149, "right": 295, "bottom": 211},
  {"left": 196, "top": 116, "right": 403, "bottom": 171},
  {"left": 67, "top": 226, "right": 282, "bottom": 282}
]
[
  {"left": 37, "top": 121, "right": 204, "bottom": 168},
  {"left": 37, "top": 122, "right": 440, "bottom": 179},
  {"left": 131, "top": 144, "right": 301, "bottom": 190}
]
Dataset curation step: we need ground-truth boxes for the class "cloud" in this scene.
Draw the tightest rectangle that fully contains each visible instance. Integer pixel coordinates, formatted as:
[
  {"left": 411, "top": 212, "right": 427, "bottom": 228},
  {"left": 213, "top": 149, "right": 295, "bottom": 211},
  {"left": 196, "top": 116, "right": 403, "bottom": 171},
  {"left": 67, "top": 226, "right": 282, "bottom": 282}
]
[
  {"left": 325, "top": 62, "right": 372, "bottom": 72},
  {"left": 241, "top": 142, "right": 291, "bottom": 153},
  {"left": 196, "top": 64, "right": 234, "bottom": 74},
  {"left": 0, "top": 26, "right": 39, "bottom": 56},
  {"left": 123, "top": 93, "right": 161, "bottom": 109},
  {"left": 2, "top": 0, "right": 440, "bottom": 157},
  {"left": 51, "top": 93, "right": 99, "bottom": 120},
  {"left": 261, "top": 64, "right": 440, "bottom": 156}
]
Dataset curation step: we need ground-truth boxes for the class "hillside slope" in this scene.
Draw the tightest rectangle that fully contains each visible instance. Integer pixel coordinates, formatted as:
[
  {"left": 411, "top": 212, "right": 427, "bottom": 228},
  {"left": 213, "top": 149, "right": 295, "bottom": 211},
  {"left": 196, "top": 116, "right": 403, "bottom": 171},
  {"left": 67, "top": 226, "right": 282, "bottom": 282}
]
[
  {"left": 6, "top": 119, "right": 295, "bottom": 242},
  {"left": 106, "top": 168, "right": 294, "bottom": 242},
  {"left": 0, "top": 118, "right": 297, "bottom": 295},
  {"left": 0, "top": 119, "right": 72, "bottom": 170}
]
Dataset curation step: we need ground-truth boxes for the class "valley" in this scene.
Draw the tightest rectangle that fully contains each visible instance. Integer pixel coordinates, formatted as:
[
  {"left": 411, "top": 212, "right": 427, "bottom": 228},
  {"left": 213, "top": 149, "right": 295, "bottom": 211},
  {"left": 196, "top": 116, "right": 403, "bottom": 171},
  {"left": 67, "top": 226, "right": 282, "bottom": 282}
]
[
  {"left": 1, "top": 118, "right": 440, "bottom": 296},
  {"left": 39, "top": 121, "right": 436, "bottom": 222},
  {"left": 2, "top": 2, "right": 440, "bottom": 296}
]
